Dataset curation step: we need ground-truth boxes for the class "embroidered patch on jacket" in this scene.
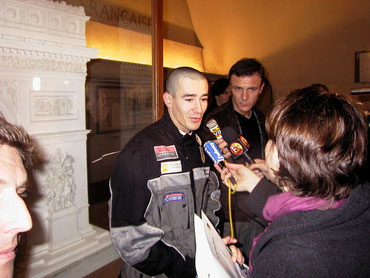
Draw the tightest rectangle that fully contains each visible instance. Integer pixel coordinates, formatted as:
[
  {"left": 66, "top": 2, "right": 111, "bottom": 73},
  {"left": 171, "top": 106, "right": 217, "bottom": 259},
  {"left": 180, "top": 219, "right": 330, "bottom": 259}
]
[
  {"left": 161, "top": 160, "right": 182, "bottom": 174},
  {"left": 163, "top": 192, "right": 185, "bottom": 205},
  {"left": 154, "top": 145, "right": 179, "bottom": 161}
]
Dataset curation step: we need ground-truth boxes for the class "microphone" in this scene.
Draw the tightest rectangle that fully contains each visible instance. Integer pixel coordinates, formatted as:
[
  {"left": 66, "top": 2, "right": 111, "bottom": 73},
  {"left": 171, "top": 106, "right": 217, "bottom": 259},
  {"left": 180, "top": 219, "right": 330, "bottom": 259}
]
[
  {"left": 204, "top": 141, "right": 237, "bottom": 186},
  {"left": 222, "top": 127, "right": 255, "bottom": 165},
  {"left": 206, "top": 119, "right": 223, "bottom": 140}
]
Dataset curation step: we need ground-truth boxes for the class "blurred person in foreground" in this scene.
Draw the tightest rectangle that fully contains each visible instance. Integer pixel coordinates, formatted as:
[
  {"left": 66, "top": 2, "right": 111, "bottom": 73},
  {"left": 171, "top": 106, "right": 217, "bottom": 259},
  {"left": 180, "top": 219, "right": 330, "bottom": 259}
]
[
  {"left": 217, "top": 86, "right": 370, "bottom": 277},
  {"left": 0, "top": 118, "right": 34, "bottom": 278}
]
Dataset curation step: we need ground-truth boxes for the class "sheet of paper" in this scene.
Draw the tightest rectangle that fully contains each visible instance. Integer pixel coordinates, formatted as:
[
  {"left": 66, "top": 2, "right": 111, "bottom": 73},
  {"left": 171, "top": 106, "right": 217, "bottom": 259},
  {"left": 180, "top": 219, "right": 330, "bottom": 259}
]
[{"left": 194, "top": 211, "right": 249, "bottom": 278}]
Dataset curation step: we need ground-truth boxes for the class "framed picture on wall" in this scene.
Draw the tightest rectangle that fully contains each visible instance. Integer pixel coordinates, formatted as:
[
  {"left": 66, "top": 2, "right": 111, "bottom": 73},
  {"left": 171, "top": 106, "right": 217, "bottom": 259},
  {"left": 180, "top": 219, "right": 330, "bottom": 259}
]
[
  {"left": 97, "top": 86, "right": 135, "bottom": 133},
  {"left": 351, "top": 88, "right": 370, "bottom": 114},
  {"left": 355, "top": 51, "right": 370, "bottom": 83},
  {"left": 96, "top": 84, "right": 152, "bottom": 133}
]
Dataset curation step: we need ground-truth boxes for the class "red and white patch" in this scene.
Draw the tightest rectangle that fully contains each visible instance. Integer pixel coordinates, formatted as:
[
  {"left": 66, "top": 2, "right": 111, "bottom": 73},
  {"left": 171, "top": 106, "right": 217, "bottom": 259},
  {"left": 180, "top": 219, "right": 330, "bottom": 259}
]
[{"left": 154, "top": 145, "right": 179, "bottom": 161}]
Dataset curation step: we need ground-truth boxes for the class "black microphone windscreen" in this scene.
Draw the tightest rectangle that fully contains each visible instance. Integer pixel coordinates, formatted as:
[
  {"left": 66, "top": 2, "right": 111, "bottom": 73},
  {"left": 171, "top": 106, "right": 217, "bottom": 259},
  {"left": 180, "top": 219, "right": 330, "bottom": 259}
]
[
  {"left": 223, "top": 126, "right": 255, "bottom": 164},
  {"left": 222, "top": 126, "right": 239, "bottom": 143}
]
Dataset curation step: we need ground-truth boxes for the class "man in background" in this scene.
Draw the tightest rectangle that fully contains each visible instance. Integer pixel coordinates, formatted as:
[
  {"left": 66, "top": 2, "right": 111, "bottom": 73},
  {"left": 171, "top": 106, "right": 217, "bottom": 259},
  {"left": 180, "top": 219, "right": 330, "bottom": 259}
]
[
  {"left": 200, "top": 58, "right": 268, "bottom": 259},
  {"left": 109, "top": 67, "right": 244, "bottom": 278},
  {"left": 0, "top": 118, "right": 35, "bottom": 278},
  {"left": 205, "top": 77, "right": 232, "bottom": 115}
]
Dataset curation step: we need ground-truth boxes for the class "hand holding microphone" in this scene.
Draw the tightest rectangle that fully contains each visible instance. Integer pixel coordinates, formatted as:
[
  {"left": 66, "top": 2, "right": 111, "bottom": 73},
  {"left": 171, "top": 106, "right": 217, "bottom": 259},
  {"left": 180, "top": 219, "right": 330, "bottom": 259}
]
[
  {"left": 204, "top": 141, "right": 237, "bottom": 187},
  {"left": 217, "top": 161, "right": 262, "bottom": 193},
  {"left": 205, "top": 120, "right": 259, "bottom": 175}
]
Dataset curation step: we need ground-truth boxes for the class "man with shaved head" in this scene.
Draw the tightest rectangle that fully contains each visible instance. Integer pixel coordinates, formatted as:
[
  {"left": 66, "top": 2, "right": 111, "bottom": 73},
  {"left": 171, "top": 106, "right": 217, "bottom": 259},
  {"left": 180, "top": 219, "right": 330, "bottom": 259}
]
[{"left": 109, "top": 67, "right": 229, "bottom": 277}]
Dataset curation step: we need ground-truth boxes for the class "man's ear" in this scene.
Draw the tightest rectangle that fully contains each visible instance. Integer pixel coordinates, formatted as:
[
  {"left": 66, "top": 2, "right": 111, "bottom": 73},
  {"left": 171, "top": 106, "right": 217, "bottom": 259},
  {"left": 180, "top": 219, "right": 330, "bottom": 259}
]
[{"left": 163, "top": 92, "right": 172, "bottom": 108}]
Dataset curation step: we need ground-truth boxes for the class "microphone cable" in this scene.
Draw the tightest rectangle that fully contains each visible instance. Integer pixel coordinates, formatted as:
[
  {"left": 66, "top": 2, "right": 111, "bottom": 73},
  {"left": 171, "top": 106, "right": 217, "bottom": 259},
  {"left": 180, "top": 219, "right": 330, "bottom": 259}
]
[{"left": 225, "top": 176, "right": 237, "bottom": 239}]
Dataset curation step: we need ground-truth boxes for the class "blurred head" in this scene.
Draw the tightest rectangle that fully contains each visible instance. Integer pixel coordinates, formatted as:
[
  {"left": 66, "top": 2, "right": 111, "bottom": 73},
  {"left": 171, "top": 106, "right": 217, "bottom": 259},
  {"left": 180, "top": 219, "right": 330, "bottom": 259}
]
[
  {"left": 164, "top": 67, "right": 209, "bottom": 133},
  {"left": 229, "top": 58, "right": 265, "bottom": 118},
  {"left": 0, "top": 118, "right": 34, "bottom": 277},
  {"left": 210, "top": 78, "right": 232, "bottom": 106},
  {"left": 265, "top": 85, "right": 368, "bottom": 199},
  {"left": 310, "top": 83, "right": 329, "bottom": 92}
]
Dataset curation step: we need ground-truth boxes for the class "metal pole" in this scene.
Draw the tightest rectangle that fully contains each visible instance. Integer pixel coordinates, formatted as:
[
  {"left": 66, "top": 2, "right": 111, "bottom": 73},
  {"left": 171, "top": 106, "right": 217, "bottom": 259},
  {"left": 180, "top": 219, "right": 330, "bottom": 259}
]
[{"left": 152, "top": 0, "right": 164, "bottom": 121}]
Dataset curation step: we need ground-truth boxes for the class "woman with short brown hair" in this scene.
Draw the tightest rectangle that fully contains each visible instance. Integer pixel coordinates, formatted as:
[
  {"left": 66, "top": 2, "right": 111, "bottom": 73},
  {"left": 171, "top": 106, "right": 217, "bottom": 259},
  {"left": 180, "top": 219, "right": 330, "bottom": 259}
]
[{"left": 218, "top": 85, "right": 370, "bottom": 277}]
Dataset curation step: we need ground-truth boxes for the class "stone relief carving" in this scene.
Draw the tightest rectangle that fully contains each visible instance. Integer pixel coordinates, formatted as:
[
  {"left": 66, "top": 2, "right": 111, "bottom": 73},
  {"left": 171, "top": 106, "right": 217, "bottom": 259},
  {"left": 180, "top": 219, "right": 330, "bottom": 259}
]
[
  {"left": 0, "top": 79, "right": 18, "bottom": 106},
  {"left": 32, "top": 94, "right": 76, "bottom": 119},
  {"left": 42, "top": 148, "right": 76, "bottom": 212},
  {"left": 0, "top": 52, "right": 87, "bottom": 73},
  {"left": 0, "top": 79, "right": 19, "bottom": 122}
]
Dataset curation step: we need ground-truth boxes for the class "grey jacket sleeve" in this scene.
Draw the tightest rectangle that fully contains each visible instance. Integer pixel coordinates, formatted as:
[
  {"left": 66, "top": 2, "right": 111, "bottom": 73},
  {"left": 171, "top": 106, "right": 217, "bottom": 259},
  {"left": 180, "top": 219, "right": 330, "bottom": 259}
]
[{"left": 109, "top": 147, "right": 195, "bottom": 277}]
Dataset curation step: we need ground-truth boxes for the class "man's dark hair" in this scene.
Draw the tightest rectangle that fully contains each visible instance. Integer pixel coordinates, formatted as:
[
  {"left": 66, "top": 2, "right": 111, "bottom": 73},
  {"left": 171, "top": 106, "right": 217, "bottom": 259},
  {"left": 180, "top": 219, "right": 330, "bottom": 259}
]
[
  {"left": 228, "top": 58, "right": 265, "bottom": 81},
  {"left": 211, "top": 78, "right": 229, "bottom": 98},
  {"left": 0, "top": 117, "right": 35, "bottom": 170}
]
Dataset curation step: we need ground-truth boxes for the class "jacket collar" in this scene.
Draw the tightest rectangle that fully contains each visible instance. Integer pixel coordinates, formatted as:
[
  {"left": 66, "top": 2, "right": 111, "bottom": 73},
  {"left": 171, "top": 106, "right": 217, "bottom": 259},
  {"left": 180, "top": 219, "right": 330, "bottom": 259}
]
[{"left": 160, "top": 109, "right": 196, "bottom": 146}]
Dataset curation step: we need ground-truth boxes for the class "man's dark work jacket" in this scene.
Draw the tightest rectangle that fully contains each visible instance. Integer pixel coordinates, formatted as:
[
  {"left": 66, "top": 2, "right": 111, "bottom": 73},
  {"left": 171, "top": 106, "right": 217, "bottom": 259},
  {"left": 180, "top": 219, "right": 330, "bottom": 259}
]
[{"left": 109, "top": 110, "right": 220, "bottom": 278}]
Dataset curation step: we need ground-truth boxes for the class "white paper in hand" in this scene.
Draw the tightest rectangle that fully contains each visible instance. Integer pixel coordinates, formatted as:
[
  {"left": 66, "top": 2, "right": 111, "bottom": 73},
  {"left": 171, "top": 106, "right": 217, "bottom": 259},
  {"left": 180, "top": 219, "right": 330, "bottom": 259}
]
[{"left": 194, "top": 211, "right": 249, "bottom": 278}]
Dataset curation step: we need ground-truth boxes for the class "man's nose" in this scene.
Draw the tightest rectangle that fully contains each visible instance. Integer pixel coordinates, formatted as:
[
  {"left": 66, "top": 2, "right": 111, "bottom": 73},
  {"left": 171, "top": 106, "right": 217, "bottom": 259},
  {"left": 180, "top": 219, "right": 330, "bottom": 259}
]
[
  {"left": 3, "top": 194, "right": 33, "bottom": 233},
  {"left": 193, "top": 99, "right": 203, "bottom": 113},
  {"left": 241, "top": 90, "right": 249, "bottom": 101}
]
